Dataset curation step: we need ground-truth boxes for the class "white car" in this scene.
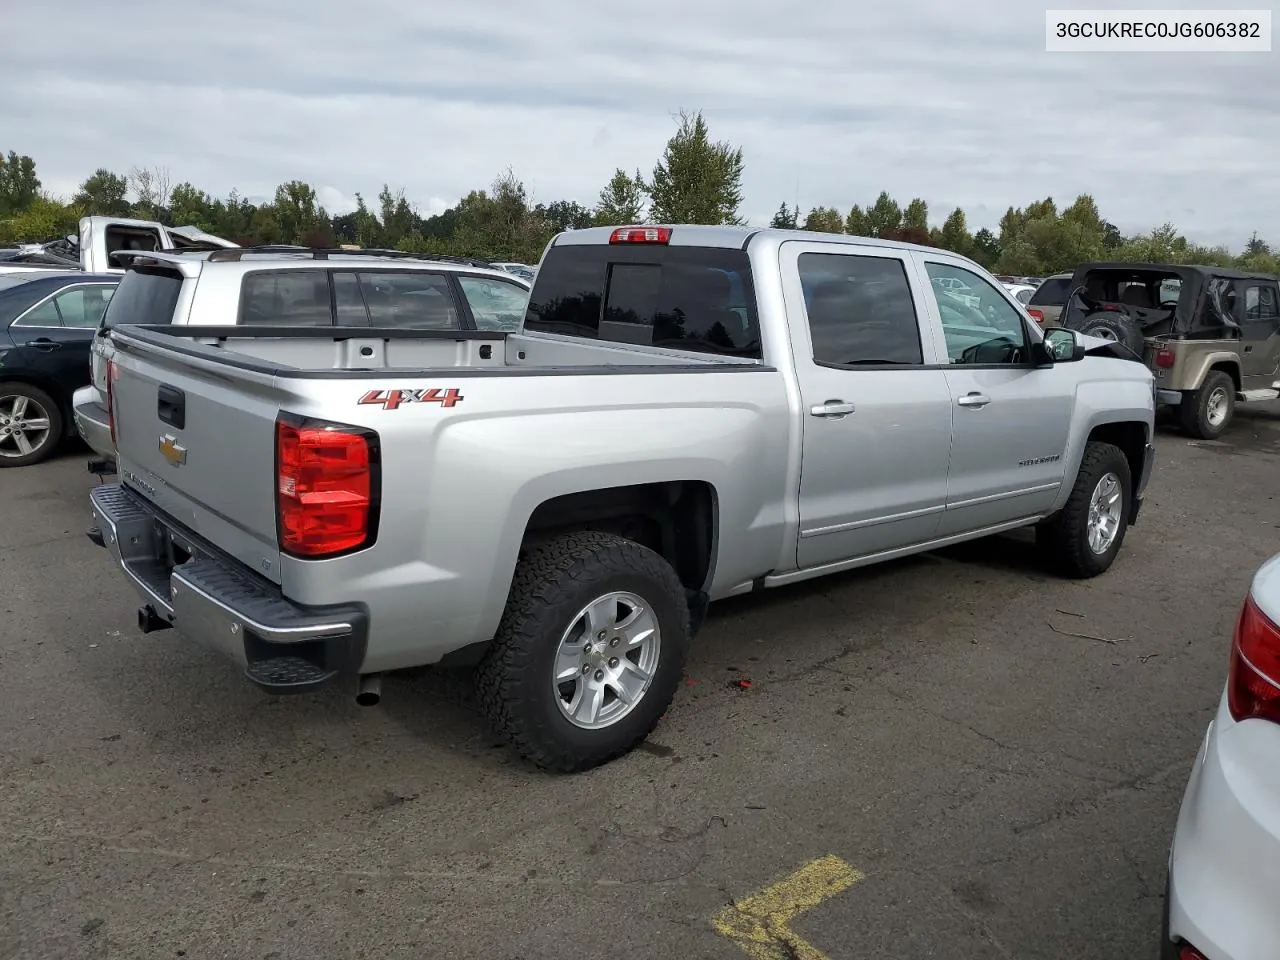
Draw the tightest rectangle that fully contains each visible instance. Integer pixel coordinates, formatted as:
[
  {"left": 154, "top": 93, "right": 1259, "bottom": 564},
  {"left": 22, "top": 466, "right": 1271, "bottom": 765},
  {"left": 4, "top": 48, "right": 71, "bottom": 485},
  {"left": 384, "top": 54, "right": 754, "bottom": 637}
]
[
  {"left": 1002, "top": 282, "right": 1038, "bottom": 306},
  {"left": 1163, "top": 553, "right": 1280, "bottom": 960}
]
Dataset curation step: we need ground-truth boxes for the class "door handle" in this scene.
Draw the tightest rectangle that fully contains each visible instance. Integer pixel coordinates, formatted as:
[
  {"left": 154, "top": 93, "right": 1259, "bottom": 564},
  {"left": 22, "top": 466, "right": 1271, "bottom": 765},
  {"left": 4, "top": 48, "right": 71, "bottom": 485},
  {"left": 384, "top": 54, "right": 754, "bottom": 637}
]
[
  {"left": 24, "top": 338, "right": 61, "bottom": 352},
  {"left": 957, "top": 392, "right": 991, "bottom": 408},
  {"left": 809, "top": 400, "right": 856, "bottom": 418}
]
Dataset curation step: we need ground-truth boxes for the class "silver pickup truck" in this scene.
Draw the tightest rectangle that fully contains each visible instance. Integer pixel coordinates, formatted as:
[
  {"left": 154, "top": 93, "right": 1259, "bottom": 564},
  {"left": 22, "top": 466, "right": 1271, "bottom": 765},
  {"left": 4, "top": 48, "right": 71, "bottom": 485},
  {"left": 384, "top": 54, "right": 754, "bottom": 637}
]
[{"left": 88, "top": 225, "right": 1157, "bottom": 771}]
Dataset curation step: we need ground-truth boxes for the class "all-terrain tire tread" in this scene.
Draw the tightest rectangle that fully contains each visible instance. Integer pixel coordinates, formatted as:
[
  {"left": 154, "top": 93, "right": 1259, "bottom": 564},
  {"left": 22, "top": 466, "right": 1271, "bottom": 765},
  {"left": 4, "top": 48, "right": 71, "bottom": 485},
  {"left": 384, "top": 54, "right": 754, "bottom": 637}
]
[
  {"left": 475, "top": 530, "right": 689, "bottom": 773},
  {"left": 1039, "top": 441, "right": 1131, "bottom": 580}
]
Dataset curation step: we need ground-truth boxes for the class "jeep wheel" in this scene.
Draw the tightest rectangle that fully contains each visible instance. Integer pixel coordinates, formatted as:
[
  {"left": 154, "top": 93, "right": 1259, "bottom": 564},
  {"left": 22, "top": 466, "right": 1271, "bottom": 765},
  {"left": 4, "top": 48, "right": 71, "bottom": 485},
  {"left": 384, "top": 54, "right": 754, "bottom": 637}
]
[
  {"left": 476, "top": 530, "right": 690, "bottom": 772},
  {"left": 1037, "top": 441, "right": 1132, "bottom": 579},
  {"left": 0, "top": 383, "right": 62, "bottom": 468},
  {"left": 1073, "top": 312, "right": 1145, "bottom": 356},
  {"left": 1178, "top": 371, "right": 1234, "bottom": 440}
]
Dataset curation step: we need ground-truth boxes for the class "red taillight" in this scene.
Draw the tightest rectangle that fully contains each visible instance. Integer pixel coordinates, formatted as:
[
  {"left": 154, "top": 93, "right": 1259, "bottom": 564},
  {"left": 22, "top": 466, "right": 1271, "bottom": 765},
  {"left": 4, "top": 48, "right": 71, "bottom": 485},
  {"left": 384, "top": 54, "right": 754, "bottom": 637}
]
[
  {"left": 1155, "top": 347, "right": 1176, "bottom": 369},
  {"left": 106, "top": 359, "right": 120, "bottom": 447},
  {"left": 1027, "top": 308, "right": 1045, "bottom": 325},
  {"left": 609, "top": 226, "right": 671, "bottom": 244},
  {"left": 1228, "top": 594, "right": 1280, "bottom": 723},
  {"left": 275, "top": 416, "right": 378, "bottom": 558},
  {"left": 1179, "top": 945, "right": 1209, "bottom": 960}
]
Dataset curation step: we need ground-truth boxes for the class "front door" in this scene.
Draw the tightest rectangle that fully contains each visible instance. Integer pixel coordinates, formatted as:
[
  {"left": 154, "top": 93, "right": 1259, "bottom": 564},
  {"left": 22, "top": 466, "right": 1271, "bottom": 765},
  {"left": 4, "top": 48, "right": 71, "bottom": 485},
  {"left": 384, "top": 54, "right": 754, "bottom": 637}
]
[
  {"left": 915, "top": 257, "right": 1074, "bottom": 536},
  {"left": 781, "top": 241, "right": 954, "bottom": 570},
  {"left": 1234, "top": 278, "right": 1280, "bottom": 386}
]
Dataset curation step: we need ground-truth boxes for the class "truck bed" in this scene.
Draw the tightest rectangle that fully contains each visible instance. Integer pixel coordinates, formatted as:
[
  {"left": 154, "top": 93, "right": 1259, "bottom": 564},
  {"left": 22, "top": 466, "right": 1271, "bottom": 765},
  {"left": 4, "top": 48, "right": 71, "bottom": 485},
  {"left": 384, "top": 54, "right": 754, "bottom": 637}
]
[
  {"left": 110, "top": 324, "right": 759, "bottom": 379},
  {"left": 104, "top": 324, "right": 785, "bottom": 616}
]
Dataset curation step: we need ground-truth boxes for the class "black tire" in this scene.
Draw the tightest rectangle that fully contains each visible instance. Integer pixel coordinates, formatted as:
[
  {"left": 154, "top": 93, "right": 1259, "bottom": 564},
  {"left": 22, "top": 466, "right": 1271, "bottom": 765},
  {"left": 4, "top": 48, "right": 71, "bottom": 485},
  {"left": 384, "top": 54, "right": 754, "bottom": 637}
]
[
  {"left": 0, "top": 382, "right": 62, "bottom": 468},
  {"left": 1071, "top": 311, "right": 1145, "bottom": 356},
  {"left": 1178, "top": 370, "right": 1234, "bottom": 440},
  {"left": 476, "top": 530, "right": 690, "bottom": 772},
  {"left": 1037, "top": 441, "right": 1132, "bottom": 579}
]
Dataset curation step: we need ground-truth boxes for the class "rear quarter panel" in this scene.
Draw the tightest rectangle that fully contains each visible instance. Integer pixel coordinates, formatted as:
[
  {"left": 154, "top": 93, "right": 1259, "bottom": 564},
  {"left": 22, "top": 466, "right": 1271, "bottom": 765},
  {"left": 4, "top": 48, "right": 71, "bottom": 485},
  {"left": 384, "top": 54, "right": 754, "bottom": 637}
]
[{"left": 283, "top": 367, "right": 792, "bottom": 672}]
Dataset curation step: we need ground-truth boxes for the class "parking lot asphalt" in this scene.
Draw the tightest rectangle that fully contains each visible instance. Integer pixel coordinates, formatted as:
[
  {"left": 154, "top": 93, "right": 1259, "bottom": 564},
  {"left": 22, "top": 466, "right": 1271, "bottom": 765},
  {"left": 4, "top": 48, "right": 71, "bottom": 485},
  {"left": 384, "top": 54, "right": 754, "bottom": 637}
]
[{"left": 3, "top": 408, "right": 1280, "bottom": 960}]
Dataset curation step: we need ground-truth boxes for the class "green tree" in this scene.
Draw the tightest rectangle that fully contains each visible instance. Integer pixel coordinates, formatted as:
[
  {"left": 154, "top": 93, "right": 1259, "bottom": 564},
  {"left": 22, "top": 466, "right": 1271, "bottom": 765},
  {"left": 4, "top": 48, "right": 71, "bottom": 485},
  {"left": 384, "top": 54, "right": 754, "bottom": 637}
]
[
  {"left": 73, "top": 169, "right": 130, "bottom": 217},
  {"left": 167, "top": 182, "right": 219, "bottom": 231},
  {"left": 271, "top": 180, "right": 330, "bottom": 245},
  {"left": 538, "top": 200, "right": 593, "bottom": 232},
  {"left": 593, "top": 168, "right": 647, "bottom": 226},
  {"left": 802, "top": 206, "right": 844, "bottom": 233},
  {"left": 972, "top": 228, "right": 1000, "bottom": 268},
  {"left": 844, "top": 205, "right": 870, "bottom": 236},
  {"left": 865, "top": 192, "right": 902, "bottom": 238},
  {"left": 938, "top": 207, "right": 972, "bottom": 257},
  {"left": 0, "top": 194, "right": 77, "bottom": 244},
  {"left": 0, "top": 151, "right": 40, "bottom": 216},
  {"left": 902, "top": 198, "right": 928, "bottom": 232},
  {"left": 645, "top": 110, "right": 744, "bottom": 225},
  {"left": 770, "top": 202, "right": 798, "bottom": 229}
]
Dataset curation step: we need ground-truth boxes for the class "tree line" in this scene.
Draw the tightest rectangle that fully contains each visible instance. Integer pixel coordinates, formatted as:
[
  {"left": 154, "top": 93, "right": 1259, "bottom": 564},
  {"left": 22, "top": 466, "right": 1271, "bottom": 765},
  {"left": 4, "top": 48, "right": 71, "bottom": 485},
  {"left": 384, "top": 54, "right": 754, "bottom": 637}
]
[{"left": 2, "top": 109, "right": 1276, "bottom": 276}]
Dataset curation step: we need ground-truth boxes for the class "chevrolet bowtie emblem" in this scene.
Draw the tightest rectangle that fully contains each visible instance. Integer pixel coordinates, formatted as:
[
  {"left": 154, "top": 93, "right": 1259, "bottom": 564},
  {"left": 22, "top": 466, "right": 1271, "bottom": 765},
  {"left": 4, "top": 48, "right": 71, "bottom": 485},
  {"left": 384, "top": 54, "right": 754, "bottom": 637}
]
[{"left": 158, "top": 433, "right": 187, "bottom": 466}]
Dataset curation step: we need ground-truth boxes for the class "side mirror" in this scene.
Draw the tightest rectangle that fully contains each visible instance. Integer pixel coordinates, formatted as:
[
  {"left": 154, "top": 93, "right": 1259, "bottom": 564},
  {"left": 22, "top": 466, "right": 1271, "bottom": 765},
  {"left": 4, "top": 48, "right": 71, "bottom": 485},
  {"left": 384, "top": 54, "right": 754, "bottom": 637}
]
[{"left": 1042, "top": 327, "right": 1084, "bottom": 362}]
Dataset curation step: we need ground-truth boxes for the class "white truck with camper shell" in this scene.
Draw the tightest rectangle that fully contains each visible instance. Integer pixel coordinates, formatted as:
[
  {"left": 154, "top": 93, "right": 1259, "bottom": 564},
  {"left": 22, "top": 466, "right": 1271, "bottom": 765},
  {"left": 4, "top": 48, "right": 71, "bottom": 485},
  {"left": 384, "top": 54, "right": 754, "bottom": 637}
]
[{"left": 87, "top": 224, "right": 1157, "bottom": 771}]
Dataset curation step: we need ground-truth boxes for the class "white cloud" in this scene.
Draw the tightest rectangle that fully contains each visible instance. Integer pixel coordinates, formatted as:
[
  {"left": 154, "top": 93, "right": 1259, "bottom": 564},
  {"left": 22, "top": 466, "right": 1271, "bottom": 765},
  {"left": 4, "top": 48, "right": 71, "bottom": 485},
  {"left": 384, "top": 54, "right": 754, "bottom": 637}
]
[{"left": 2, "top": 0, "right": 1277, "bottom": 249}]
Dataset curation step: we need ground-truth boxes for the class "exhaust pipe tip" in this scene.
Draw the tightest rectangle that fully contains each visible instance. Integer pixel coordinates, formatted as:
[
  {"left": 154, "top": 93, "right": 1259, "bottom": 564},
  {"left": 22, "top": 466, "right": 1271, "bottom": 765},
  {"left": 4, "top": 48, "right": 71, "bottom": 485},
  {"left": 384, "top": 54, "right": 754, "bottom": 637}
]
[{"left": 356, "top": 673, "right": 382, "bottom": 707}]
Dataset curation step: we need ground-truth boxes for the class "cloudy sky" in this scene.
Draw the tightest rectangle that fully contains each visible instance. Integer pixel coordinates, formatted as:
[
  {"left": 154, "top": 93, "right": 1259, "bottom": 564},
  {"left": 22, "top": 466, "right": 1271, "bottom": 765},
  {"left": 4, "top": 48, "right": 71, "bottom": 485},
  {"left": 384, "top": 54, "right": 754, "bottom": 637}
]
[{"left": 4, "top": 1, "right": 1277, "bottom": 249}]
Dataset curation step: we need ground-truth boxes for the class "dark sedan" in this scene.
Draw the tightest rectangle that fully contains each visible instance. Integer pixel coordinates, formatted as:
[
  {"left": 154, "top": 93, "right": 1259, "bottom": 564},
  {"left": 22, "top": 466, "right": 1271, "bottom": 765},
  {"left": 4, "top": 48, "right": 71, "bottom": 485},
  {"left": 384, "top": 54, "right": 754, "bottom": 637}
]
[{"left": 0, "top": 271, "right": 120, "bottom": 466}]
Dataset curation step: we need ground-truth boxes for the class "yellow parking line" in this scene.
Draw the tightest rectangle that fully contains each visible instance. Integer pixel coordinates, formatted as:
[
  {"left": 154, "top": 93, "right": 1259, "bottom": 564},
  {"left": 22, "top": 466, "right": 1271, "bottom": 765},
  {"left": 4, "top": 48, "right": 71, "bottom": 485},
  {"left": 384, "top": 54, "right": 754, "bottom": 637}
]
[{"left": 712, "top": 855, "right": 864, "bottom": 960}]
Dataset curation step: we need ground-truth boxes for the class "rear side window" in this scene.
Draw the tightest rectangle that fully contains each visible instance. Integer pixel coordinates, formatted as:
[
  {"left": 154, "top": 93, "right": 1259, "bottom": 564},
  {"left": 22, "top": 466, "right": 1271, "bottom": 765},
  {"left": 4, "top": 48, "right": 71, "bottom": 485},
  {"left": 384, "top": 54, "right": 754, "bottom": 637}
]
[
  {"left": 523, "top": 245, "right": 761, "bottom": 358},
  {"left": 241, "top": 270, "right": 333, "bottom": 326},
  {"left": 101, "top": 267, "right": 184, "bottom": 329},
  {"left": 798, "top": 253, "right": 923, "bottom": 366},
  {"left": 1028, "top": 277, "right": 1072, "bottom": 305},
  {"left": 358, "top": 272, "right": 458, "bottom": 329}
]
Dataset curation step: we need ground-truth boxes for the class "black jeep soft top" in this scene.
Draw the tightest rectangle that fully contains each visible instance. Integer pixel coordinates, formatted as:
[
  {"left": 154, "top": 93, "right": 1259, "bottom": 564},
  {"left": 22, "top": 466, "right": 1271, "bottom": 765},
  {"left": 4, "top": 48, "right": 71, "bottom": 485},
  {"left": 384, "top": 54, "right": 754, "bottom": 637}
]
[{"left": 1061, "top": 262, "right": 1279, "bottom": 350}]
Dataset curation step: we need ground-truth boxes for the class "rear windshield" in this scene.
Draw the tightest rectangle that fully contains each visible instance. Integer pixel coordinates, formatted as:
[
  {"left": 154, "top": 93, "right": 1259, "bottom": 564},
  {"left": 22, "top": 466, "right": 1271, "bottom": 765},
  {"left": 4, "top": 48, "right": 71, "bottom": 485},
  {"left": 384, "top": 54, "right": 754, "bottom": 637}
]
[
  {"left": 523, "top": 244, "right": 761, "bottom": 358},
  {"left": 100, "top": 267, "right": 184, "bottom": 328},
  {"left": 1028, "top": 277, "right": 1072, "bottom": 305}
]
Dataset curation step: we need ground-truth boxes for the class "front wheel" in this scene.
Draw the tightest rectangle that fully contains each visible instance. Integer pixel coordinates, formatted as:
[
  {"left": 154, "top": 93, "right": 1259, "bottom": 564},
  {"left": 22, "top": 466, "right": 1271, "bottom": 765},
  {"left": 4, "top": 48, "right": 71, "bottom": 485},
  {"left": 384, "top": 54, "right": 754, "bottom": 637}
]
[
  {"left": 1037, "top": 441, "right": 1133, "bottom": 579},
  {"left": 476, "top": 531, "right": 690, "bottom": 772}
]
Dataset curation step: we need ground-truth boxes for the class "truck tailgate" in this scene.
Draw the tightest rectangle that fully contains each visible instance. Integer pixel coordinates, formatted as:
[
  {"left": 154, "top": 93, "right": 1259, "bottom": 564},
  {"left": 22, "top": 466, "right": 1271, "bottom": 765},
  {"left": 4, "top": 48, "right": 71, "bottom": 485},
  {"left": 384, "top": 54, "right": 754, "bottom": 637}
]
[{"left": 109, "top": 342, "right": 284, "bottom": 583}]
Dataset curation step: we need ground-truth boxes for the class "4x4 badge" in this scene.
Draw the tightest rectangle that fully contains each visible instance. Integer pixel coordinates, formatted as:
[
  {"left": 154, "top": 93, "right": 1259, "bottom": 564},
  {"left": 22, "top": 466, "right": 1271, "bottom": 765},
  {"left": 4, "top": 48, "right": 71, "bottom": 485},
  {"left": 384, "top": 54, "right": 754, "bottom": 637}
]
[{"left": 159, "top": 434, "right": 187, "bottom": 466}]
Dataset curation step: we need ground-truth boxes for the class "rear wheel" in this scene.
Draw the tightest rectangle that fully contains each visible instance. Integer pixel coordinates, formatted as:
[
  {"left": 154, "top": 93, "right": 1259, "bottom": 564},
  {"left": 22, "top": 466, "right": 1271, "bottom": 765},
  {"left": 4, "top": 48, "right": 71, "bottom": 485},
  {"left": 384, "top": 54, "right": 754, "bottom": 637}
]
[
  {"left": 0, "top": 383, "right": 61, "bottom": 467},
  {"left": 476, "top": 530, "right": 690, "bottom": 772},
  {"left": 1178, "top": 371, "right": 1234, "bottom": 439},
  {"left": 1038, "top": 441, "right": 1132, "bottom": 579}
]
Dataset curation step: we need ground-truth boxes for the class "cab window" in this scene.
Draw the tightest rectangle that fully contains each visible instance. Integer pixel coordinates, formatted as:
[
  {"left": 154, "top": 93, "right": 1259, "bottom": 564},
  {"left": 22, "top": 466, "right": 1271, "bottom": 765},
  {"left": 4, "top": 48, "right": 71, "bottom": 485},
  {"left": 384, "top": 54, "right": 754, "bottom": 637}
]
[{"left": 924, "top": 262, "right": 1028, "bottom": 365}]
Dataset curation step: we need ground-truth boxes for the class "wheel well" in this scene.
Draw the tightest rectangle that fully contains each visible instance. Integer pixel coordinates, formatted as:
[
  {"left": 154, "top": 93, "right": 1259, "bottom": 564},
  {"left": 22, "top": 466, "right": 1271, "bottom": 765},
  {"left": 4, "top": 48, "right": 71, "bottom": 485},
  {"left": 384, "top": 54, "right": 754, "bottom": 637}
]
[
  {"left": 1086, "top": 422, "right": 1146, "bottom": 485},
  {"left": 1207, "top": 361, "right": 1241, "bottom": 393},
  {"left": 523, "top": 481, "right": 717, "bottom": 595}
]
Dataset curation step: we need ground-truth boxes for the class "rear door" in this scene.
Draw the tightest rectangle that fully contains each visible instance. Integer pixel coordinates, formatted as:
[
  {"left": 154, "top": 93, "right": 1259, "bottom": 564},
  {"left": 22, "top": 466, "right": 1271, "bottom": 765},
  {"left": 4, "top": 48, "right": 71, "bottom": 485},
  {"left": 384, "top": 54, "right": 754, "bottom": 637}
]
[
  {"left": 915, "top": 255, "right": 1073, "bottom": 535},
  {"left": 781, "top": 240, "right": 954, "bottom": 568}
]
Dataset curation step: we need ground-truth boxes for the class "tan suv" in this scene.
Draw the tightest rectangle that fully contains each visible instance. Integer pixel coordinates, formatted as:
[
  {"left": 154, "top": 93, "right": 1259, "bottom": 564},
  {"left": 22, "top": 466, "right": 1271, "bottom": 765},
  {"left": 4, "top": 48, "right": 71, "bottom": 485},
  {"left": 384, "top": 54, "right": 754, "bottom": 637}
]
[
  {"left": 1025, "top": 272, "right": 1073, "bottom": 328},
  {"left": 1061, "top": 262, "right": 1280, "bottom": 438}
]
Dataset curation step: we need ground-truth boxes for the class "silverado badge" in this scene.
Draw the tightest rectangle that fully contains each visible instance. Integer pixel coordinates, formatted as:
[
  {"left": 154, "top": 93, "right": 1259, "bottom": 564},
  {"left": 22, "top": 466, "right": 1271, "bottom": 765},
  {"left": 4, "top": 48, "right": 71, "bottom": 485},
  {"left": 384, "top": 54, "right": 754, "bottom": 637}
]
[{"left": 159, "top": 434, "right": 187, "bottom": 466}]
